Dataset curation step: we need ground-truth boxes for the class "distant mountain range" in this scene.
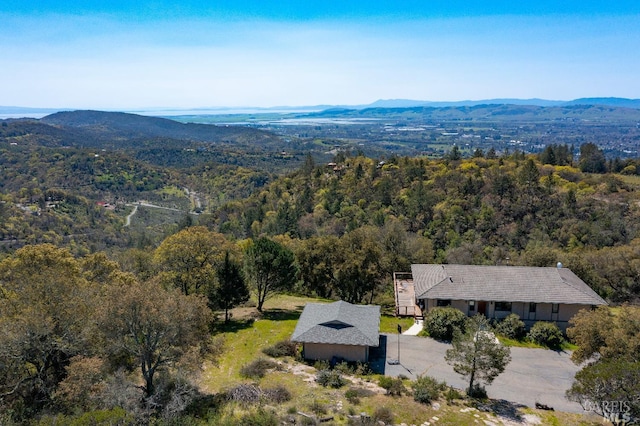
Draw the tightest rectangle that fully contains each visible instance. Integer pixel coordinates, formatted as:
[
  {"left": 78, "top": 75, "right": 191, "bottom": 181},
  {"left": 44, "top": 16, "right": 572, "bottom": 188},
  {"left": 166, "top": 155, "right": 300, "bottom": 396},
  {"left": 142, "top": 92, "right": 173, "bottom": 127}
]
[
  {"left": 361, "top": 97, "right": 640, "bottom": 109},
  {"left": 2, "top": 97, "right": 640, "bottom": 117},
  {"left": 1, "top": 110, "right": 279, "bottom": 149}
]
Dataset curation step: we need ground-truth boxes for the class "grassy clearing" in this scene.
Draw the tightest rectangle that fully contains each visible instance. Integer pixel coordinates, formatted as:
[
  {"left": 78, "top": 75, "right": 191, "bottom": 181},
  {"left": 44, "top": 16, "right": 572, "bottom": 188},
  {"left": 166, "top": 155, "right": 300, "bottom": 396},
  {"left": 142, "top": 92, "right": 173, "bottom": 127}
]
[{"left": 380, "top": 315, "right": 415, "bottom": 334}]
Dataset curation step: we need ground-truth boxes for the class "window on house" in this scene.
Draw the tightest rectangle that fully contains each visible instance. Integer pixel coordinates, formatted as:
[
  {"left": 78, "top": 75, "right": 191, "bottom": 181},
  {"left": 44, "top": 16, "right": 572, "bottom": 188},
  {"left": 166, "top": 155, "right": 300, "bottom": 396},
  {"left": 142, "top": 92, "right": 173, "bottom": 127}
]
[
  {"left": 529, "top": 303, "right": 536, "bottom": 313},
  {"left": 552, "top": 303, "right": 559, "bottom": 314},
  {"left": 436, "top": 299, "right": 451, "bottom": 307},
  {"left": 468, "top": 300, "right": 475, "bottom": 312},
  {"left": 495, "top": 301, "right": 512, "bottom": 312}
]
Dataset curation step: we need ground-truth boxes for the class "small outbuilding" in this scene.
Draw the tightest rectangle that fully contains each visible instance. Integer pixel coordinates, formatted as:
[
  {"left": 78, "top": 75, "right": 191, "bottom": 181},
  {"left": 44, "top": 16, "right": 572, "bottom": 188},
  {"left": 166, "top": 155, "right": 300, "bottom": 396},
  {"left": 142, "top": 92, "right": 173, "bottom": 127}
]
[{"left": 291, "top": 300, "right": 380, "bottom": 363}]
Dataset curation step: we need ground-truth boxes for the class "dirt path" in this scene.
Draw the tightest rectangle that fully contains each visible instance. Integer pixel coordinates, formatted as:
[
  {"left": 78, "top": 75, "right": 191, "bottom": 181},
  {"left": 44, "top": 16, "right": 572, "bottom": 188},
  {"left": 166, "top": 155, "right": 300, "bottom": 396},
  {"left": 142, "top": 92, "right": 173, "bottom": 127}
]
[{"left": 124, "top": 204, "right": 138, "bottom": 227}]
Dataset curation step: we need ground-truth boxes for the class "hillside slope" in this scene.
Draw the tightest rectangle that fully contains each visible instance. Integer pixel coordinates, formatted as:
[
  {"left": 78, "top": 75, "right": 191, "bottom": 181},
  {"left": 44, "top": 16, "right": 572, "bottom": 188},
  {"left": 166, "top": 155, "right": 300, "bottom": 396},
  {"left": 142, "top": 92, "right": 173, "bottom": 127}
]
[{"left": 40, "top": 110, "right": 279, "bottom": 144}]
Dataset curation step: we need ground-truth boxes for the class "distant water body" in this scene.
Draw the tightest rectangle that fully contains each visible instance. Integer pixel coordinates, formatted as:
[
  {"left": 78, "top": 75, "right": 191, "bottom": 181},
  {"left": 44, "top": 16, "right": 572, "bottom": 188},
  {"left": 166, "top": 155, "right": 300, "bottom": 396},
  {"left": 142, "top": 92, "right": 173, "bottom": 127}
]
[{"left": 0, "top": 107, "right": 321, "bottom": 120}]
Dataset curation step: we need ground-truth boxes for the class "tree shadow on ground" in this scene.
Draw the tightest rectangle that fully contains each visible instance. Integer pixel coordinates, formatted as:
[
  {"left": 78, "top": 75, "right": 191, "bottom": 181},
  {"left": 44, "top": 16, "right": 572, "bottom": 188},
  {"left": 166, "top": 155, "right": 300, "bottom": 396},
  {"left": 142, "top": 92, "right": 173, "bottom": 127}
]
[
  {"left": 481, "top": 399, "right": 526, "bottom": 422},
  {"left": 261, "top": 308, "right": 302, "bottom": 321},
  {"left": 211, "top": 318, "right": 256, "bottom": 334}
]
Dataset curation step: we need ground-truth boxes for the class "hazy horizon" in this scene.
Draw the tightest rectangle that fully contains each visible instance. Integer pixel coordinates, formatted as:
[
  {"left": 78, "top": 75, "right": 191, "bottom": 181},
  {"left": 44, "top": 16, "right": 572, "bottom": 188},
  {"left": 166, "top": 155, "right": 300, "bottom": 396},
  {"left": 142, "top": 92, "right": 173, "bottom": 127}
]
[{"left": 2, "top": 1, "right": 639, "bottom": 109}]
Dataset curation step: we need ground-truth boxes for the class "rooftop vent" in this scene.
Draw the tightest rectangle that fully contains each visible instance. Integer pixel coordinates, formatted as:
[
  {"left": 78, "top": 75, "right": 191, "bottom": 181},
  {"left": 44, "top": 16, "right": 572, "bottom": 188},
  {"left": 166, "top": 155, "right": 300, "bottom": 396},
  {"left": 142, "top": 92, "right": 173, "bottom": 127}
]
[{"left": 557, "top": 262, "right": 563, "bottom": 269}]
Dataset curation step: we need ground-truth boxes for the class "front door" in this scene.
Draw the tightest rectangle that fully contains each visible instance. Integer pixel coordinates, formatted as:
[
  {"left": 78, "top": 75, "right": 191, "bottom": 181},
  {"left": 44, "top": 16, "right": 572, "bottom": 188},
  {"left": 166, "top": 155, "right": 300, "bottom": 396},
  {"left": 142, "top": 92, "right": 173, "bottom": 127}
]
[{"left": 477, "top": 301, "right": 487, "bottom": 316}]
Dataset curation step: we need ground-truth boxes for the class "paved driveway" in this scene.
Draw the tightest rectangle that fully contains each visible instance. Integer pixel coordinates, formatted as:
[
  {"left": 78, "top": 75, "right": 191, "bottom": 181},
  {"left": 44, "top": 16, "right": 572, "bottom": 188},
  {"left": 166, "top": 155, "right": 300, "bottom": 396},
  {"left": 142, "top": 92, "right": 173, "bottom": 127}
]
[{"left": 373, "top": 334, "right": 583, "bottom": 413}]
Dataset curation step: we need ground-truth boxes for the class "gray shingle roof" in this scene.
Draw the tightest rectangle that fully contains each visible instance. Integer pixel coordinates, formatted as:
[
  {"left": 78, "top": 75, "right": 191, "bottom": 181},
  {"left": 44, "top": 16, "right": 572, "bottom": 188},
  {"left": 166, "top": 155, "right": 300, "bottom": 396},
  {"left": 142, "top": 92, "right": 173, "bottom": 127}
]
[
  {"left": 412, "top": 264, "right": 606, "bottom": 305},
  {"left": 291, "top": 301, "right": 380, "bottom": 347}
]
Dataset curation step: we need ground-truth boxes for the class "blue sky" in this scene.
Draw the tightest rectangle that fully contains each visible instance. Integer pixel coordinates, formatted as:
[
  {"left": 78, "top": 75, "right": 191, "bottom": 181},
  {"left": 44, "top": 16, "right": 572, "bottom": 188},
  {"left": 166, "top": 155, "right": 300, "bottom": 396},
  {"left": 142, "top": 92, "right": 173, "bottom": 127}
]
[{"left": 1, "top": 1, "right": 639, "bottom": 109}]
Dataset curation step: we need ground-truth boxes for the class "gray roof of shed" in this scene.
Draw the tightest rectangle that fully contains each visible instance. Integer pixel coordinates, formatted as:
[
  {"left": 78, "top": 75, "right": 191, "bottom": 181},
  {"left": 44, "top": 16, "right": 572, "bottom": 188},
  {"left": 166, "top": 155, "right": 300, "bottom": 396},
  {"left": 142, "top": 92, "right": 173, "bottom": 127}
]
[
  {"left": 291, "top": 301, "right": 380, "bottom": 347},
  {"left": 412, "top": 264, "right": 606, "bottom": 305}
]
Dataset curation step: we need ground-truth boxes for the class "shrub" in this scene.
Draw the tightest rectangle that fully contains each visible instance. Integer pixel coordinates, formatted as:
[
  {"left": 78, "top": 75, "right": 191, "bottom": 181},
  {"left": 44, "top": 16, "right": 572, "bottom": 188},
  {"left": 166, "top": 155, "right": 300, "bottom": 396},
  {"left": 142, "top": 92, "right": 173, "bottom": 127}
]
[
  {"left": 308, "top": 399, "right": 327, "bottom": 415},
  {"left": 313, "top": 360, "right": 330, "bottom": 371},
  {"left": 412, "top": 375, "right": 446, "bottom": 404},
  {"left": 495, "top": 314, "right": 526, "bottom": 340},
  {"left": 238, "top": 408, "right": 279, "bottom": 426},
  {"left": 334, "top": 361, "right": 353, "bottom": 375},
  {"left": 377, "top": 376, "right": 393, "bottom": 390},
  {"left": 345, "top": 389, "right": 361, "bottom": 405},
  {"left": 527, "top": 322, "right": 564, "bottom": 349},
  {"left": 239, "top": 358, "right": 278, "bottom": 379},
  {"left": 262, "top": 385, "right": 291, "bottom": 404},
  {"left": 424, "top": 307, "right": 468, "bottom": 341},
  {"left": 345, "top": 387, "right": 375, "bottom": 404},
  {"left": 316, "top": 369, "right": 346, "bottom": 388},
  {"left": 468, "top": 384, "right": 487, "bottom": 399},
  {"left": 262, "top": 340, "right": 298, "bottom": 358},
  {"left": 378, "top": 376, "right": 405, "bottom": 396},
  {"left": 445, "top": 387, "right": 463, "bottom": 403},
  {"left": 354, "top": 362, "right": 372, "bottom": 376},
  {"left": 373, "top": 407, "right": 394, "bottom": 424}
]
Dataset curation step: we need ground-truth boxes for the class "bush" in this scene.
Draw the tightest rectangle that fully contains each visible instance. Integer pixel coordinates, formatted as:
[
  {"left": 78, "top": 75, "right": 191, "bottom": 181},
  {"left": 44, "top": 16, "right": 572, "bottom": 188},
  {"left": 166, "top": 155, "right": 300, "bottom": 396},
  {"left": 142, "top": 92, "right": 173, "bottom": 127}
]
[
  {"left": 308, "top": 399, "right": 327, "bottom": 415},
  {"left": 378, "top": 376, "right": 405, "bottom": 396},
  {"left": 467, "top": 384, "right": 487, "bottom": 399},
  {"left": 239, "top": 358, "right": 278, "bottom": 379},
  {"left": 345, "top": 389, "right": 361, "bottom": 405},
  {"left": 345, "top": 387, "right": 374, "bottom": 405},
  {"left": 262, "top": 385, "right": 292, "bottom": 404},
  {"left": 313, "top": 360, "right": 330, "bottom": 371},
  {"left": 424, "top": 307, "right": 468, "bottom": 341},
  {"left": 372, "top": 406, "right": 394, "bottom": 424},
  {"left": 527, "top": 322, "right": 564, "bottom": 349},
  {"left": 377, "top": 376, "right": 393, "bottom": 390},
  {"left": 316, "top": 369, "right": 346, "bottom": 388},
  {"left": 334, "top": 361, "right": 353, "bottom": 375},
  {"left": 412, "top": 375, "right": 446, "bottom": 404},
  {"left": 495, "top": 314, "right": 526, "bottom": 340},
  {"left": 238, "top": 408, "right": 279, "bottom": 426},
  {"left": 262, "top": 340, "right": 298, "bottom": 358},
  {"left": 445, "top": 387, "right": 463, "bottom": 403}
]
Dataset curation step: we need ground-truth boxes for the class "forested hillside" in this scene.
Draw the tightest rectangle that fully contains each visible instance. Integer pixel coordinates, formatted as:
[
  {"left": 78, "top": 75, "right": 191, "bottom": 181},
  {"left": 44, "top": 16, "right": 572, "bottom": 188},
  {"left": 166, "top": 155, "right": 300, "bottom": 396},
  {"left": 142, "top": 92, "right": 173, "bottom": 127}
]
[
  {"left": 208, "top": 152, "right": 640, "bottom": 302},
  {"left": 2, "top": 111, "right": 640, "bottom": 424}
]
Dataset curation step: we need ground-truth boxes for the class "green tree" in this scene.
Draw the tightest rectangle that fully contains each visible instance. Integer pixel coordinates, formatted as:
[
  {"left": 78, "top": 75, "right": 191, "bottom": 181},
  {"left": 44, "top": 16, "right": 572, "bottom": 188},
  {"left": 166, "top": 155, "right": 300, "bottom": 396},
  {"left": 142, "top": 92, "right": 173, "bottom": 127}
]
[
  {"left": 0, "top": 245, "right": 93, "bottom": 413},
  {"left": 295, "top": 235, "right": 339, "bottom": 299},
  {"left": 98, "top": 279, "right": 212, "bottom": 397},
  {"left": 211, "top": 251, "right": 250, "bottom": 322},
  {"left": 244, "top": 237, "right": 297, "bottom": 312},
  {"left": 566, "top": 306, "right": 640, "bottom": 423},
  {"left": 517, "top": 158, "right": 540, "bottom": 188},
  {"left": 579, "top": 143, "right": 607, "bottom": 173},
  {"left": 567, "top": 305, "right": 640, "bottom": 364},
  {"left": 334, "top": 227, "right": 385, "bottom": 304},
  {"left": 154, "top": 226, "right": 237, "bottom": 296},
  {"left": 447, "top": 145, "right": 462, "bottom": 161},
  {"left": 566, "top": 360, "right": 640, "bottom": 422},
  {"left": 445, "top": 316, "right": 511, "bottom": 396}
]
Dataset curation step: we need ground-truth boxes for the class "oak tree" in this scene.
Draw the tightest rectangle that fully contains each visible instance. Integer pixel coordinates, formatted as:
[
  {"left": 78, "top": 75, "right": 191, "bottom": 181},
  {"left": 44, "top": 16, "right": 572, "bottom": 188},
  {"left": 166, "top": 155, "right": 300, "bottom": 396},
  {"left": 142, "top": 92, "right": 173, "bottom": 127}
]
[{"left": 98, "top": 279, "right": 212, "bottom": 397}]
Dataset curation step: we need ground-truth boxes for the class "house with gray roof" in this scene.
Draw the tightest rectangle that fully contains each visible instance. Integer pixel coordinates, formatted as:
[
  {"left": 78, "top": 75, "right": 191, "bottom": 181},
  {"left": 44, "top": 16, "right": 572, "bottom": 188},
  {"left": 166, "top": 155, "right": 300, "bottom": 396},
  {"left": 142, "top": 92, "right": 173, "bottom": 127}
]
[
  {"left": 291, "top": 300, "right": 380, "bottom": 362},
  {"left": 408, "top": 263, "right": 606, "bottom": 331}
]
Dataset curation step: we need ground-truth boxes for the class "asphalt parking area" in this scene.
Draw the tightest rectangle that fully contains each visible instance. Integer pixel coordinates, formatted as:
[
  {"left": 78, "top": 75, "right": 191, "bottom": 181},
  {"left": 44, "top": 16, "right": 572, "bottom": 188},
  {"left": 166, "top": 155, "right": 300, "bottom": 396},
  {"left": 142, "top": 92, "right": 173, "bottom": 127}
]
[{"left": 373, "top": 334, "right": 583, "bottom": 413}]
